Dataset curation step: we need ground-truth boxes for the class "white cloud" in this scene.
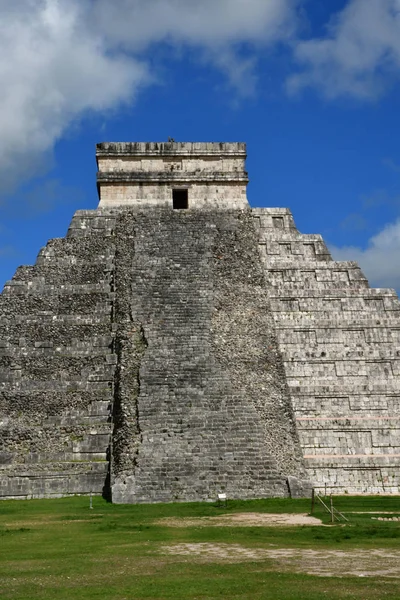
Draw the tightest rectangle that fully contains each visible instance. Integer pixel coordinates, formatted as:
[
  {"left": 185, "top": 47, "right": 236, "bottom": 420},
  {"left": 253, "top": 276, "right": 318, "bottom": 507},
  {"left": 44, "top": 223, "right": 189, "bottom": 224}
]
[
  {"left": 288, "top": 0, "right": 400, "bottom": 99},
  {"left": 0, "top": 0, "right": 301, "bottom": 192},
  {"left": 329, "top": 218, "right": 400, "bottom": 290},
  {"left": 91, "top": 0, "right": 298, "bottom": 48},
  {"left": 91, "top": 0, "right": 300, "bottom": 96},
  {"left": 5, "top": 0, "right": 400, "bottom": 194},
  {"left": 0, "top": 0, "right": 148, "bottom": 192}
]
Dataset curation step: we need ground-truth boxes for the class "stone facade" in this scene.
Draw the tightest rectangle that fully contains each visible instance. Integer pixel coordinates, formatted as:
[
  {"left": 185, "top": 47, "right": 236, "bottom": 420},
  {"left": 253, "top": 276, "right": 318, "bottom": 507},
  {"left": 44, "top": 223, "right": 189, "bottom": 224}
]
[
  {"left": 97, "top": 142, "right": 248, "bottom": 209},
  {"left": 0, "top": 141, "right": 399, "bottom": 500},
  {"left": 252, "top": 208, "right": 400, "bottom": 494}
]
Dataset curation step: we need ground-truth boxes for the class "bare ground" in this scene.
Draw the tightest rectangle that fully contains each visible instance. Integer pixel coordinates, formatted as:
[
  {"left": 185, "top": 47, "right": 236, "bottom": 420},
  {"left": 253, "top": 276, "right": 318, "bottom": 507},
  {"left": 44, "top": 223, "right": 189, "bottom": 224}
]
[
  {"left": 156, "top": 512, "right": 323, "bottom": 528},
  {"left": 161, "top": 543, "right": 400, "bottom": 578},
  {"left": 158, "top": 512, "right": 400, "bottom": 578}
]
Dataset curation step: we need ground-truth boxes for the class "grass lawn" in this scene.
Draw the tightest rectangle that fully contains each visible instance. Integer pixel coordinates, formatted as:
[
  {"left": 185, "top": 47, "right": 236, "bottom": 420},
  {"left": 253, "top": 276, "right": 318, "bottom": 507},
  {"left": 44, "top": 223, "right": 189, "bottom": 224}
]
[{"left": 1, "top": 495, "right": 400, "bottom": 599}]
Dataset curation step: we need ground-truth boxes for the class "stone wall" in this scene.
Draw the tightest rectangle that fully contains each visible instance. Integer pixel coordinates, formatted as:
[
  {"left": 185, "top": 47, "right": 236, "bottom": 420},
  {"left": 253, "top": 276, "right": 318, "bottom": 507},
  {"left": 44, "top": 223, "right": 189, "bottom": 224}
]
[
  {"left": 98, "top": 182, "right": 247, "bottom": 209},
  {"left": 97, "top": 142, "right": 249, "bottom": 209},
  {"left": 252, "top": 208, "right": 400, "bottom": 494}
]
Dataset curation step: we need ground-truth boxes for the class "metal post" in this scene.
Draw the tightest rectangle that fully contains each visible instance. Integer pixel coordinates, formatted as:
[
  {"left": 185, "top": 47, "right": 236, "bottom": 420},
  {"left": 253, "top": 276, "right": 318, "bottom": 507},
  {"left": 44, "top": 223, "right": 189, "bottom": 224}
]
[
  {"left": 330, "top": 495, "right": 334, "bottom": 523},
  {"left": 311, "top": 488, "right": 315, "bottom": 514}
]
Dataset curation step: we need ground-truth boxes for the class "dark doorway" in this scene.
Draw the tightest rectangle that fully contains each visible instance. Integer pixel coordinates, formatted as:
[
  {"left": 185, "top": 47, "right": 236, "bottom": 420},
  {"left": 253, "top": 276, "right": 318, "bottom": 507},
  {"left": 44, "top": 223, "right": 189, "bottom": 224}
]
[{"left": 173, "top": 189, "right": 188, "bottom": 209}]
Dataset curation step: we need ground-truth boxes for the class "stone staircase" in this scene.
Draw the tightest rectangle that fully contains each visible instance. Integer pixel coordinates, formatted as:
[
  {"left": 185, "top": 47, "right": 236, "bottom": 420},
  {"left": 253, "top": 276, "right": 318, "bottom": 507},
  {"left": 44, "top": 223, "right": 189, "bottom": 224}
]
[{"left": 111, "top": 209, "right": 301, "bottom": 502}]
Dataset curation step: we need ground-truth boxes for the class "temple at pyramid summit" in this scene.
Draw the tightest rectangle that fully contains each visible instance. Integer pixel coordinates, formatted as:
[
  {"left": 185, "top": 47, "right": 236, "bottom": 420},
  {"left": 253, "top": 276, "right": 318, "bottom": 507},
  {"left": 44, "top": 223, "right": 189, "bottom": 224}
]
[{"left": 1, "top": 141, "right": 399, "bottom": 502}]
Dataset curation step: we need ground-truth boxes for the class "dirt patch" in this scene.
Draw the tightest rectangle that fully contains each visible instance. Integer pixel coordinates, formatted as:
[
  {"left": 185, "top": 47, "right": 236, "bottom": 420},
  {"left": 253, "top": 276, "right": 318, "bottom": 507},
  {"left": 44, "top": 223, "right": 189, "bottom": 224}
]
[
  {"left": 162, "top": 542, "right": 271, "bottom": 562},
  {"left": 156, "top": 512, "right": 323, "bottom": 528},
  {"left": 161, "top": 543, "right": 400, "bottom": 577}
]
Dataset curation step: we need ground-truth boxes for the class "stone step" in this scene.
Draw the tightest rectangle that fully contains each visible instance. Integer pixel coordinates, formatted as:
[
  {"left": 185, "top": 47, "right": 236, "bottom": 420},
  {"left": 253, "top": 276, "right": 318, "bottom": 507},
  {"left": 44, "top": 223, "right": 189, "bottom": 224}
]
[
  {"left": 284, "top": 359, "right": 397, "bottom": 377},
  {"left": 38, "top": 234, "right": 115, "bottom": 260},
  {"left": 263, "top": 262, "right": 368, "bottom": 287},
  {"left": 273, "top": 313, "right": 400, "bottom": 326},
  {"left": 264, "top": 259, "right": 361, "bottom": 270},
  {"left": 300, "top": 422, "right": 400, "bottom": 435},
  {"left": 0, "top": 290, "right": 112, "bottom": 316},
  {"left": 0, "top": 358, "right": 116, "bottom": 383},
  {"left": 0, "top": 345, "right": 115, "bottom": 358},
  {"left": 11, "top": 266, "right": 36, "bottom": 282},
  {"left": 0, "top": 380, "right": 113, "bottom": 392},
  {"left": 66, "top": 210, "right": 117, "bottom": 238},
  {"left": 251, "top": 208, "right": 296, "bottom": 231},
  {"left": 293, "top": 396, "right": 399, "bottom": 415},
  {"left": 0, "top": 324, "right": 113, "bottom": 348},
  {"left": 268, "top": 281, "right": 370, "bottom": 292},
  {"left": 267, "top": 287, "right": 398, "bottom": 299},
  {"left": 304, "top": 454, "right": 400, "bottom": 466},
  {"left": 258, "top": 231, "right": 325, "bottom": 241},
  {"left": 281, "top": 345, "right": 400, "bottom": 361},
  {"left": 43, "top": 414, "right": 111, "bottom": 426},
  {"left": 288, "top": 378, "right": 397, "bottom": 393},
  {"left": 0, "top": 393, "right": 111, "bottom": 419},
  {"left": 258, "top": 239, "right": 331, "bottom": 260},
  {"left": 2, "top": 456, "right": 109, "bottom": 469},
  {"left": 2, "top": 281, "right": 112, "bottom": 295},
  {"left": 270, "top": 297, "right": 400, "bottom": 313},
  {"left": 289, "top": 380, "right": 399, "bottom": 394},
  {"left": 0, "top": 471, "right": 108, "bottom": 499},
  {"left": 265, "top": 254, "right": 331, "bottom": 264}
]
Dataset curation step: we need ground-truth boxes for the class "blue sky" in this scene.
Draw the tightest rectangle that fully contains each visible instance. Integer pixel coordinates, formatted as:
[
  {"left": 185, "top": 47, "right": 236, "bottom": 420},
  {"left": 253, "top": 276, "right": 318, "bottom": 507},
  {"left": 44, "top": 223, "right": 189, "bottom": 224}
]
[{"left": 1, "top": 0, "right": 400, "bottom": 290}]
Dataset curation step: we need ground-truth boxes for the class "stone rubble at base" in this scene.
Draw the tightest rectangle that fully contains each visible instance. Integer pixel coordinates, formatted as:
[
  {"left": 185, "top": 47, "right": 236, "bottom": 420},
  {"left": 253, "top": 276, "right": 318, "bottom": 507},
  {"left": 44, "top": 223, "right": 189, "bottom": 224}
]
[{"left": 0, "top": 142, "right": 398, "bottom": 501}]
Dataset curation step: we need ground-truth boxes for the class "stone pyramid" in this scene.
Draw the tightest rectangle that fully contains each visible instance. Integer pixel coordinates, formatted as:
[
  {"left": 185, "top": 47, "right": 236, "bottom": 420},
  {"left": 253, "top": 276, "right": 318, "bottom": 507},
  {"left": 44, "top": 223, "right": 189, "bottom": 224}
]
[{"left": 0, "top": 142, "right": 399, "bottom": 502}]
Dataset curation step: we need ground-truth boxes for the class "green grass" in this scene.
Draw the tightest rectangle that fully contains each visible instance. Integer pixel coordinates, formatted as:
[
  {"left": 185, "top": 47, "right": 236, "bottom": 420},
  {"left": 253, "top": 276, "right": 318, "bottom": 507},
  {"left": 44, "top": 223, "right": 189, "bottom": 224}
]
[{"left": 1, "top": 495, "right": 399, "bottom": 599}]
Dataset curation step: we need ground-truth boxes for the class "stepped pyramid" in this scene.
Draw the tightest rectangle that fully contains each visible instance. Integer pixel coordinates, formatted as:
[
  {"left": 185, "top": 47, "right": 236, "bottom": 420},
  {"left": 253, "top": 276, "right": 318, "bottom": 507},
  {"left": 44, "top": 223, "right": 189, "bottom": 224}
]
[{"left": 0, "top": 142, "right": 399, "bottom": 502}]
